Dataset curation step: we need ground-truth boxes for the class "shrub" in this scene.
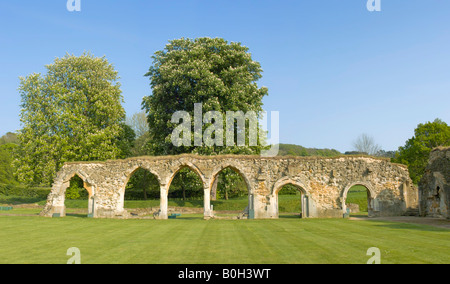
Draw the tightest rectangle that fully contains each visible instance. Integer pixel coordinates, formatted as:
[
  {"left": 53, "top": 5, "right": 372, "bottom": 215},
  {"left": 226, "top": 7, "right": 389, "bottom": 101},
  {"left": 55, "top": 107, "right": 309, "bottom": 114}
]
[
  {"left": 0, "top": 184, "right": 51, "bottom": 199},
  {"left": 65, "top": 184, "right": 81, "bottom": 200}
]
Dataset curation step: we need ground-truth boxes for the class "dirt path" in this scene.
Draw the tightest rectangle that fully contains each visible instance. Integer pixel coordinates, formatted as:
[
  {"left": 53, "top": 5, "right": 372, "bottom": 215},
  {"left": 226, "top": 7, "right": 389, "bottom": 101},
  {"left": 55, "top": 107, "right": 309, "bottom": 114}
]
[{"left": 350, "top": 216, "right": 450, "bottom": 230}]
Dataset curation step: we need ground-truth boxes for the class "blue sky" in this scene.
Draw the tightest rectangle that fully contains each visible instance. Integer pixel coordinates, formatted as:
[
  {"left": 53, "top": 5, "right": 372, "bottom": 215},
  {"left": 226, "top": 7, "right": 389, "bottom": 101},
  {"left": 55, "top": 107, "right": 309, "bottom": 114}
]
[{"left": 0, "top": 0, "right": 449, "bottom": 152}]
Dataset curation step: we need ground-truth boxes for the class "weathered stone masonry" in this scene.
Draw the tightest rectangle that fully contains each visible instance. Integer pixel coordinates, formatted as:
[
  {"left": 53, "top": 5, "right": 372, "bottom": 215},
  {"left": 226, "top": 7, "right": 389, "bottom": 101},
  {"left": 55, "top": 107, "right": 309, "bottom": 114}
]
[
  {"left": 40, "top": 154, "right": 418, "bottom": 219},
  {"left": 419, "top": 147, "right": 449, "bottom": 219}
]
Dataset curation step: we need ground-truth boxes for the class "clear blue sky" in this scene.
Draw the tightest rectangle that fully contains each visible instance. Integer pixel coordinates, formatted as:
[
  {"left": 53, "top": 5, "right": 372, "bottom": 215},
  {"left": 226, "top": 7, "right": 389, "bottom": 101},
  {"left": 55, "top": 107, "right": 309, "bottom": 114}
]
[{"left": 0, "top": 1, "right": 449, "bottom": 152}]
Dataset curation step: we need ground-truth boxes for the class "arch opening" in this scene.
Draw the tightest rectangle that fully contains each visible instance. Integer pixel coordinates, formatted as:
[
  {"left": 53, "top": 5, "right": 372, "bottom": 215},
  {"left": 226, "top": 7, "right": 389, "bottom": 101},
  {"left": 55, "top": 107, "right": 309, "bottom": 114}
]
[
  {"left": 210, "top": 166, "right": 251, "bottom": 219},
  {"left": 277, "top": 184, "right": 304, "bottom": 218},
  {"left": 165, "top": 165, "right": 205, "bottom": 219},
  {"left": 342, "top": 183, "right": 374, "bottom": 217},
  {"left": 274, "top": 181, "right": 309, "bottom": 219},
  {"left": 123, "top": 167, "right": 160, "bottom": 217},
  {"left": 63, "top": 173, "right": 93, "bottom": 218},
  {"left": 168, "top": 166, "right": 204, "bottom": 201}
]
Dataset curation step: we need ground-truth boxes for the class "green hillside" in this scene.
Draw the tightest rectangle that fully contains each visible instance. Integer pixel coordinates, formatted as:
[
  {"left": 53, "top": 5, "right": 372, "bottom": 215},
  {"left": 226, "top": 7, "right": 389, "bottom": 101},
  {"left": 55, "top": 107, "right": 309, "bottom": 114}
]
[{"left": 277, "top": 144, "right": 342, "bottom": 157}]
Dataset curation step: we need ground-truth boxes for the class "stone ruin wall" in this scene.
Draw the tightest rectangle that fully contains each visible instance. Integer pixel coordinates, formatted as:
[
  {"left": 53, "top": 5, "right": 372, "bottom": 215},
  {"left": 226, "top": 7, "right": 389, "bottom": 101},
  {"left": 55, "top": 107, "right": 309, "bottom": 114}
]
[
  {"left": 40, "top": 154, "right": 418, "bottom": 220},
  {"left": 419, "top": 147, "right": 450, "bottom": 219}
]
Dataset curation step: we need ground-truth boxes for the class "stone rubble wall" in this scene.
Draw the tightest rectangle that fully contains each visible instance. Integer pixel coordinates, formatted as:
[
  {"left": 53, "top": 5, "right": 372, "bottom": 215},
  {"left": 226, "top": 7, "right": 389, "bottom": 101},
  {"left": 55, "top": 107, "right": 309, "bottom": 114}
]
[
  {"left": 419, "top": 147, "right": 450, "bottom": 219},
  {"left": 40, "top": 154, "right": 418, "bottom": 219}
]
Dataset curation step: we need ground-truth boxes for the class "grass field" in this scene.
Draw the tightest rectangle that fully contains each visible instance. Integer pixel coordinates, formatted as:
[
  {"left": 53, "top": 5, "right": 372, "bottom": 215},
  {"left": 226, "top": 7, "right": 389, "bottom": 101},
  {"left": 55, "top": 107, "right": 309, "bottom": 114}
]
[
  {"left": 346, "top": 185, "right": 369, "bottom": 212},
  {"left": 0, "top": 188, "right": 448, "bottom": 264},
  {"left": 0, "top": 213, "right": 448, "bottom": 264}
]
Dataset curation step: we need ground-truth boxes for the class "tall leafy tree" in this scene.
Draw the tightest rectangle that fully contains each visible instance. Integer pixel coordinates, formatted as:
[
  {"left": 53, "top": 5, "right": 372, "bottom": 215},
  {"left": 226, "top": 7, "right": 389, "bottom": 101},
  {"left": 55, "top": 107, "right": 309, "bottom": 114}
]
[
  {"left": 0, "top": 143, "right": 18, "bottom": 184},
  {"left": 126, "top": 111, "right": 149, "bottom": 138},
  {"left": 142, "top": 37, "right": 269, "bottom": 199},
  {"left": 0, "top": 133, "right": 19, "bottom": 184},
  {"left": 126, "top": 111, "right": 151, "bottom": 157},
  {"left": 392, "top": 118, "right": 450, "bottom": 184},
  {"left": 14, "top": 53, "right": 127, "bottom": 186},
  {"left": 142, "top": 37, "right": 268, "bottom": 156},
  {"left": 0, "top": 132, "right": 18, "bottom": 145}
]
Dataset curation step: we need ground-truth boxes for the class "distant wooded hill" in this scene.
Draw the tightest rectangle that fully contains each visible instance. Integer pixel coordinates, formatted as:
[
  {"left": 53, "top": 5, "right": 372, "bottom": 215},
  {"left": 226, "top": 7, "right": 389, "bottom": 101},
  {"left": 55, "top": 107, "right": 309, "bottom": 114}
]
[
  {"left": 277, "top": 144, "right": 342, "bottom": 157},
  {"left": 277, "top": 144, "right": 396, "bottom": 158}
]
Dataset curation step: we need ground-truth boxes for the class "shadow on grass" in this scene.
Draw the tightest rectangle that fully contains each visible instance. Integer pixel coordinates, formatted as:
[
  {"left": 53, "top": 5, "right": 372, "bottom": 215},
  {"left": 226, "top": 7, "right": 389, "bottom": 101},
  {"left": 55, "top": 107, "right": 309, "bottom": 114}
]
[
  {"left": 372, "top": 222, "right": 449, "bottom": 232},
  {"left": 279, "top": 214, "right": 302, "bottom": 219},
  {"left": 65, "top": 213, "right": 89, "bottom": 218},
  {"left": 176, "top": 215, "right": 204, "bottom": 220}
]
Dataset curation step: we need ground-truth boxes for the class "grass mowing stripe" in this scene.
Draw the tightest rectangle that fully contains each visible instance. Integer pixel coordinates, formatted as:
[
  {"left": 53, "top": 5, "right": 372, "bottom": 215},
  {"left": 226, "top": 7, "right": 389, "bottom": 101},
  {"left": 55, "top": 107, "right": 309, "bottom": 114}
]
[
  {"left": 327, "top": 219, "right": 450, "bottom": 264},
  {"left": 359, "top": 220, "right": 450, "bottom": 264},
  {"left": 0, "top": 216, "right": 448, "bottom": 264}
]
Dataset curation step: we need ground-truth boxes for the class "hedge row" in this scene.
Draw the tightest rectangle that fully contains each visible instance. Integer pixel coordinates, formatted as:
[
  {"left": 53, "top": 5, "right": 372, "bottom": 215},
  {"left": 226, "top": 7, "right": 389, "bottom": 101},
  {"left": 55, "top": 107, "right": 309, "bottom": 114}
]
[
  {"left": 124, "top": 188, "right": 204, "bottom": 200},
  {"left": 0, "top": 183, "right": 302, "bottom": 202},
  {"left": 125, "top": 188, "right": 160, "bottom": 200},
  {"left": 0, "top": 184, "right": 51, "bottom": 199}
]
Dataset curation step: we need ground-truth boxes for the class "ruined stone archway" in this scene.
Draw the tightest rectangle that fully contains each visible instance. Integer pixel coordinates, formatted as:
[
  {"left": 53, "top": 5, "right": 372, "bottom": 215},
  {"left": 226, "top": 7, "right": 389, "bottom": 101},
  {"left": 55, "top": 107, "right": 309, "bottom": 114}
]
[
  {"left": 159, "top": 163, "right": 208, "bottom": 219},
  {"left": 118, "top": 166, "right": 162, "bottom": 216},
  {"left": 40, "top": 155, "right": 418, "bottom": 219},
  {"left": 271, "top": 177, "right": 314, "bottom": 219},
  {"left": 42, "top": 170, "right": 95, "bottom": 217},
  {"left": 209, "top": 164, "right": 252, "bottom": 194},
  {"left": 341, "top": 182, "right": 376, "bottom": 217},
  {"left": 209, "top": 165, "right": 252, "bottom": 218},
  {"left": 166, "top": 162, "right": 207, "bottom": 189}
]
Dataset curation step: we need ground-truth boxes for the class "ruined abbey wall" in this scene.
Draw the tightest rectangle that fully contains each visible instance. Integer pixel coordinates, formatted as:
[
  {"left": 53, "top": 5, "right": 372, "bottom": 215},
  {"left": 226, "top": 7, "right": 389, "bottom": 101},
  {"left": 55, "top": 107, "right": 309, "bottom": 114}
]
[
  {"left": 419, "top": 147, "right": 450, "bottom": 219},
  {"left": 40, "top": 154, "right": 418, "bottom": 219}
]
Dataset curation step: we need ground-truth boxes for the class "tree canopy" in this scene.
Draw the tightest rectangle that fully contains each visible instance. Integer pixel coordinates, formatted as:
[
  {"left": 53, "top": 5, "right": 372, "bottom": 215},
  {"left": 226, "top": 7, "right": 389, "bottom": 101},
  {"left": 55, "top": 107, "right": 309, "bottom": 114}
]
[
  {"left": 141, "top": 37, "right": 269, "bottom": 200},
  {"left": 392, "top": 118, "right": 450, "bottom": 184},
  {"left": 142, "top": 37, "right": 268, "bottom": 156},
  {"left": 13, "top": 53, "right": 128, "bottom": 186}
]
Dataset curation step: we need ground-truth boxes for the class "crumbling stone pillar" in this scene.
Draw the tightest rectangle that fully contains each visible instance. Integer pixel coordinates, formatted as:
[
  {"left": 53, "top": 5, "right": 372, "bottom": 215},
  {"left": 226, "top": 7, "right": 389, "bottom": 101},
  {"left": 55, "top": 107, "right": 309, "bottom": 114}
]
[
  {"left": 203, "top": 185, "right": 213, "bottom": 219},
  {"left": 159, "top": 185, "right": 169, "bottom": 220},
  {"left": 419, "top": 147, "right": 449, "bottom": 219}
]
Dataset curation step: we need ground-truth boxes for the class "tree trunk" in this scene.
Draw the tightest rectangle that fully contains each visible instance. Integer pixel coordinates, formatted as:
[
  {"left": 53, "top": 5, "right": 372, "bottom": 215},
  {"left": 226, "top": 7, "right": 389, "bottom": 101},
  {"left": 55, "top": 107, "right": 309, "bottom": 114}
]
[
  {"left": 143, "top": 187, "right": 148, "bottom": 200},
  {"left": 142, "top": 171, "right": 149, "bottom": 200}
]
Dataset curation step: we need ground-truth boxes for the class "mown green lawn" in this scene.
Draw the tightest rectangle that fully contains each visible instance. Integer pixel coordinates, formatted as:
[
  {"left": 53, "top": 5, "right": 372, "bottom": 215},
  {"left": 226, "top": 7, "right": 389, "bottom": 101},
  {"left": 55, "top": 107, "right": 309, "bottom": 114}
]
[
  {"left": 0, "top": 214, "right": 448, "bottom": 264},
  {"left": 1, "top": 190, "right": 448, "bottom": 264}
]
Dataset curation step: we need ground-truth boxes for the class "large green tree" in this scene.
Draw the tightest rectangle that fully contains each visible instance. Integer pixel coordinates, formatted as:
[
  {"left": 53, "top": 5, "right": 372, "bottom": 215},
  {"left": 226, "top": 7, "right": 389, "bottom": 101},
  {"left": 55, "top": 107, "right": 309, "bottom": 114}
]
[
  {"left": 0, "top": 144, "right": 18, "bottom": 185},
  {"left": 142, "top": 37, "right": 268, "bottom": 156},
  {"left": 392, "top": 118, "right": 450, "bottom": 184},
  {"left": 142, "top": 37, "right": 268, "bottom": 200},
  {"left": 126, "top": 111, "right": 151, "bottom": 157},
  {"left": 14, "top": 53, "right": 127, "bottom": 186},
  {"left": 0, "top": 132, "right": 19, "bottom": 185}
]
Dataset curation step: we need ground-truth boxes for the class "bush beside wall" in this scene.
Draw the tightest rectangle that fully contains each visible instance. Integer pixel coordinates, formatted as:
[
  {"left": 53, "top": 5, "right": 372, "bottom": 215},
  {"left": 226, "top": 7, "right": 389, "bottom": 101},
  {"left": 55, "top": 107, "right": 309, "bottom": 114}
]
[{"left": 0, "top": 184, "right": 51, "bottom": 200}]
